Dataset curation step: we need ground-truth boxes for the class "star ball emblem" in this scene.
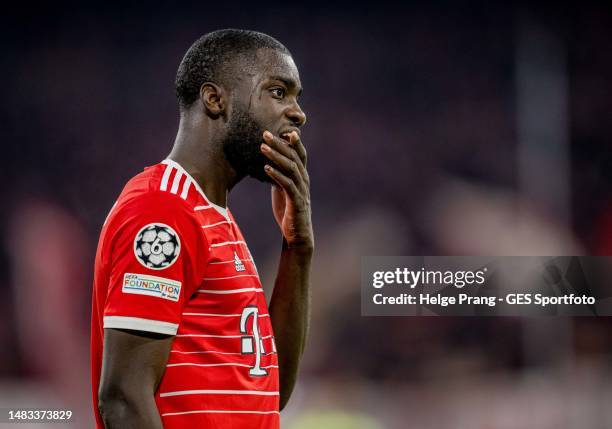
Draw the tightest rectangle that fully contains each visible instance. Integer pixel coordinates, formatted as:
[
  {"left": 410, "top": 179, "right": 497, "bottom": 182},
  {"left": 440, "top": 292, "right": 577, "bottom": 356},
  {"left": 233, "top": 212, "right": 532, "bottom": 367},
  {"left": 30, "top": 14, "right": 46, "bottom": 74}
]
[{"left": 133, "top": 223, "right": 181, "bottom": 270}]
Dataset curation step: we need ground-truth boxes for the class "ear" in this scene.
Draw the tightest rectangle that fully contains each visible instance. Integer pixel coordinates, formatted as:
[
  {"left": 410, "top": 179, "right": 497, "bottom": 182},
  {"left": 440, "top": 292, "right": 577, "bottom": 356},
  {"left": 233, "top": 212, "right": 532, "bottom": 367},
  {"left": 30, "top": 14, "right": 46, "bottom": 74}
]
[{"left": 200, "top": 83, "right": 227, "bottom": 118}]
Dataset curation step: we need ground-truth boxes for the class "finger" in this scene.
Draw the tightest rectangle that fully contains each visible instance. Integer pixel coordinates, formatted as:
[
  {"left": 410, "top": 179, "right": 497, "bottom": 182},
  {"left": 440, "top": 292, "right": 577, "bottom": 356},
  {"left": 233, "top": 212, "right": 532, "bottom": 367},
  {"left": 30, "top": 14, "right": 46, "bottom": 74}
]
[
  {"left": 261, "top": 143, "right": 304, "bottom": 188},
  {"left": 288, "top": 132, "right": 309, "bottom": 186},
  {"left": 264, "top": 165, "right": 298, "bottom": 197},
  {"left": 263, "top": 131, "right": 309, "bottom": 184},
  {"left": 288, "top": 131, "right": 307, "bottom": 168},
  {"left": 263, "top": 131, "right": 295, "bottom": 159},
  {"left": 263, "top": 131, "right": 306, "bottom": 174}
]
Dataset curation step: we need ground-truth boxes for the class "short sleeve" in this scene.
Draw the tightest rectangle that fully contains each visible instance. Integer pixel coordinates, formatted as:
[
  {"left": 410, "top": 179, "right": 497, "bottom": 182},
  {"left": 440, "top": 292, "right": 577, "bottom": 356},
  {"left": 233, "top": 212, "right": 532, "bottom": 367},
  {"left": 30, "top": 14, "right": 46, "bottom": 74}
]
[{"left": 102, "top": 191, "right": 207, "bottom": 335}]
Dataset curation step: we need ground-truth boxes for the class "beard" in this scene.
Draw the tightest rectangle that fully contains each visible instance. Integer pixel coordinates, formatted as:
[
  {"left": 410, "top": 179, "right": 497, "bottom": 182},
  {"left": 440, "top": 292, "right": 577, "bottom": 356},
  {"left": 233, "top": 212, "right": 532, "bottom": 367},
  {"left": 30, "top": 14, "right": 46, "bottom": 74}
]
[{"left": 222, "top": 105, "right": 274, "bottom": 183}]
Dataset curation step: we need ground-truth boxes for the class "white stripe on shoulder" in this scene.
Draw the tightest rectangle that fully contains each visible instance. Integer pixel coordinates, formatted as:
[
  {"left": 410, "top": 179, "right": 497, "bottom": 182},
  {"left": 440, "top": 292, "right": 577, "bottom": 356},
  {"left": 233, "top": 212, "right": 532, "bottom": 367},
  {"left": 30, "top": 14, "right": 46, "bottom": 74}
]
[
  {"left": 180, "top": 177, "right": 191, "bottom": 200},
  {"left": 160, "top": 163, "right": 174, "bottom": 191},
  {"left": 170, "top": 170, "right": 183, "bottom": 194},
  {"left": 162, "top": 158, "right": 230, "bottom": 221},
  {"left": 194, "top": 205, "right": 213, "bottom": 211}
]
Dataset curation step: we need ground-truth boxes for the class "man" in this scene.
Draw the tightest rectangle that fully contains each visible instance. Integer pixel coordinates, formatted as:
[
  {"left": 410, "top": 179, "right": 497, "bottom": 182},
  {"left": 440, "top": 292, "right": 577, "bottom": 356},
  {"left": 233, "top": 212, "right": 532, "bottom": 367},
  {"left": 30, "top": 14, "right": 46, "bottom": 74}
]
[{"left": 91, "top": 29, "right": 312, "bottom": 429}]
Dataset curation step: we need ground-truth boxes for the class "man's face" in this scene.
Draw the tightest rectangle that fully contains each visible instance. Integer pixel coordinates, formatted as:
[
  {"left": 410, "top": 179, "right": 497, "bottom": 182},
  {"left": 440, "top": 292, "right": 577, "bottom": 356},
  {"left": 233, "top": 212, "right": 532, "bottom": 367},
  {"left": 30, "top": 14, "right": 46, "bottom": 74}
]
[{"left": 222, "top": 48, "right": 306, "bottom": 183}]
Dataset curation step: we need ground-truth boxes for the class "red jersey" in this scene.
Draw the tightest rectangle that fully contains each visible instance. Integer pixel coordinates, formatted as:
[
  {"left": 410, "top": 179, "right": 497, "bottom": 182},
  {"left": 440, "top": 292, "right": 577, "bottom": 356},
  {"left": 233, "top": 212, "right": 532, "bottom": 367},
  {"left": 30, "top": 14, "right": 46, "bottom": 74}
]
[{"left": 91, "top": 159, "right": 279, "bottom": 428}]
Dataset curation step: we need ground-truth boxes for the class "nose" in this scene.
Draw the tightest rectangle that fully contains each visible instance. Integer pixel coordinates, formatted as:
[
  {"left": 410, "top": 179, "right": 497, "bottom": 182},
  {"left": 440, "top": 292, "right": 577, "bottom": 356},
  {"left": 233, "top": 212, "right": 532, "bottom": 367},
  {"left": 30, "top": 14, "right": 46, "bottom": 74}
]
[{"left": 286, "top": 102, "right": 307, "bottom": 127}]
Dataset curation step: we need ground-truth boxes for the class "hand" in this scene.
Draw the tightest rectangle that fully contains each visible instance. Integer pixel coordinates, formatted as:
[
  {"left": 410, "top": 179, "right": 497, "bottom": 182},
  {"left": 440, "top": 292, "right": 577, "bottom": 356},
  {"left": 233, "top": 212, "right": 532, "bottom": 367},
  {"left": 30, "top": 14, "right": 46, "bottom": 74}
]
[{"left": 261, "top": 130, "right": 314, "bottom": 250}]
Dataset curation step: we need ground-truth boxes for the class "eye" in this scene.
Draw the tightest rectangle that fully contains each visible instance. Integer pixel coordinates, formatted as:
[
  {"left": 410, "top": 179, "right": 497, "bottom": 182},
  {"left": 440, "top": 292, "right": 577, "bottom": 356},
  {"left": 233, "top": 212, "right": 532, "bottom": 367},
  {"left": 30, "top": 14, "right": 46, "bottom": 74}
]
[{"left": 270, "top": 87, "right": 285, "bottom": 99}]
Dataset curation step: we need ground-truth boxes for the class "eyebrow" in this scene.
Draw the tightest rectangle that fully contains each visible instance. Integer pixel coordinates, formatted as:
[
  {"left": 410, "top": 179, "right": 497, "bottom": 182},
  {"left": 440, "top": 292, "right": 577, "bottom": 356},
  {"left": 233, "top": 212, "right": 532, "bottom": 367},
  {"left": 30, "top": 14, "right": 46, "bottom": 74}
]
[{"left": 269, "top": 75, "right": 303, "bottom": 96}]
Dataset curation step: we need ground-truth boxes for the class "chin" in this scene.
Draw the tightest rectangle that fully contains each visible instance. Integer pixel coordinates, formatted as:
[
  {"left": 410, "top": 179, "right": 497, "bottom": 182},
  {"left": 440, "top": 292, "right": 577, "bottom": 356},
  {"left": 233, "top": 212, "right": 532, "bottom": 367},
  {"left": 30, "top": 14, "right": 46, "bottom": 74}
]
[{"left": 243, "top": 154, "right": 278, "bottom": 184}]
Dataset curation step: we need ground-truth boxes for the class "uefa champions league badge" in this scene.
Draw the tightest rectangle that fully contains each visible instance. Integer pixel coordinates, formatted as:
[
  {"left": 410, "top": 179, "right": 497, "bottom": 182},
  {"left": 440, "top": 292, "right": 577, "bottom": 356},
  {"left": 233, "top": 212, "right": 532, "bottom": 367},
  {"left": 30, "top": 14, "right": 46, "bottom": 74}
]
[{"left": 133, "top": 223, "right": 181, "bottom": 270}]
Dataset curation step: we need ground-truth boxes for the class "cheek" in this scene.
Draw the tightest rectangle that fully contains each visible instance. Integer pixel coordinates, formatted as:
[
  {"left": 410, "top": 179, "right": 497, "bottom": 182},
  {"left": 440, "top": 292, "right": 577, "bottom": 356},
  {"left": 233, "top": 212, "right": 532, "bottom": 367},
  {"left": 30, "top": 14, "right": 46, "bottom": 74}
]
[{"left": 252, "top": 100, "right": 284, "bottom": 127}]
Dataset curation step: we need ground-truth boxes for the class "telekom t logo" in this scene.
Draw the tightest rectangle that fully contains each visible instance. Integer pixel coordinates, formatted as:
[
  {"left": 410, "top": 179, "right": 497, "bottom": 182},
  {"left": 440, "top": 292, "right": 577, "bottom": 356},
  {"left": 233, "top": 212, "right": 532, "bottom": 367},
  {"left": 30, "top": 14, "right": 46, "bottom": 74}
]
[{"left": 240, "top": 306, "right": 268, "bottom": 376}]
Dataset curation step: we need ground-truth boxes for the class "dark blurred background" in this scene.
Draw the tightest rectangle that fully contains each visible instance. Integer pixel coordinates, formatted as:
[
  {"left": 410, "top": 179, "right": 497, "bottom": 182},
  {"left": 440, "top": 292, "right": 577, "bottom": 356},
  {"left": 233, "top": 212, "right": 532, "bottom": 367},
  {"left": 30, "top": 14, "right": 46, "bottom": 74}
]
[{"left": 1, "top": 2, "right": 612, "bottom": 428}]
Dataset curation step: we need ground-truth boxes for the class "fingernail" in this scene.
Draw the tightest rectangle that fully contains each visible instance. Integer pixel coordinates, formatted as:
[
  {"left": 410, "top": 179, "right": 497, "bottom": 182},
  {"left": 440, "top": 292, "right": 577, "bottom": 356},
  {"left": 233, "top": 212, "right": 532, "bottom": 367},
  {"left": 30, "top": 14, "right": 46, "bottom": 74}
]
[
  {"left": 265, "top": 165, "right": 272, "bottom": 171},
  {"left": 263, "top": 131, "right": 272, "bottom": 139},
  {"left": 261, "top": 143, "right": 270, "bottom": 152}
]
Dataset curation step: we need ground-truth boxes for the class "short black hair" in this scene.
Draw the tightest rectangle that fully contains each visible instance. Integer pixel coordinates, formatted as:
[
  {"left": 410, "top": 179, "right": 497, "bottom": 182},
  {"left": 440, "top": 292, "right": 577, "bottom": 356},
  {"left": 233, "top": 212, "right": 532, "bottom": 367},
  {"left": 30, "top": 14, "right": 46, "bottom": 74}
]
[{"left": 175, "top": 29, "right": 291, "bottom": 109}]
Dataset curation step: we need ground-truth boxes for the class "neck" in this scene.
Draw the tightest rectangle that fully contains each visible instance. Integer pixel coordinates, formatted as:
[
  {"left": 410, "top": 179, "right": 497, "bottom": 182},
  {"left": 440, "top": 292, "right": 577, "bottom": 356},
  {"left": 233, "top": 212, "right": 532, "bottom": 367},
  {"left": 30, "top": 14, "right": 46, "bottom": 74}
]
[{"left": 167, "top": 114, "right": 242, "bottom": 208}]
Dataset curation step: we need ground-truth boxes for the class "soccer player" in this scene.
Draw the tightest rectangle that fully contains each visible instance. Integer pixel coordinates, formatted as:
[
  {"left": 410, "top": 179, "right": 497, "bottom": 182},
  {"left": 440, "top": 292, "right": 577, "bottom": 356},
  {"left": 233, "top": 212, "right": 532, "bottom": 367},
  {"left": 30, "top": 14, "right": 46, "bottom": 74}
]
[{"left": 91, "top": 29, "right": 312, "bottom": 429}]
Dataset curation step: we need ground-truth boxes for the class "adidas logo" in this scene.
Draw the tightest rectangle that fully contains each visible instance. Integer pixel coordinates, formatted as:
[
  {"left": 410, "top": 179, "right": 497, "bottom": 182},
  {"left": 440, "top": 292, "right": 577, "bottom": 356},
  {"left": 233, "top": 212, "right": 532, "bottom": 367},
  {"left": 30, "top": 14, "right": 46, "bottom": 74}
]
[{"left": 234, "top": 251, "right": 246, "bottom": 272}]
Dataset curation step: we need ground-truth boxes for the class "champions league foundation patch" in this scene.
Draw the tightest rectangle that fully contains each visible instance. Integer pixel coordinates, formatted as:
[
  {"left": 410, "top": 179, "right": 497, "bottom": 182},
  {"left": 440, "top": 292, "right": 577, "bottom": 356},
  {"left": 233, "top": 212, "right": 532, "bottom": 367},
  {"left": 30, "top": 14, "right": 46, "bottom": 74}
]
[
  {"left": 122, "top": 273, "right": 182, "bottom": 302},
  {"left": 133, "top": 223, "right": 180, "bottom": 270}
]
